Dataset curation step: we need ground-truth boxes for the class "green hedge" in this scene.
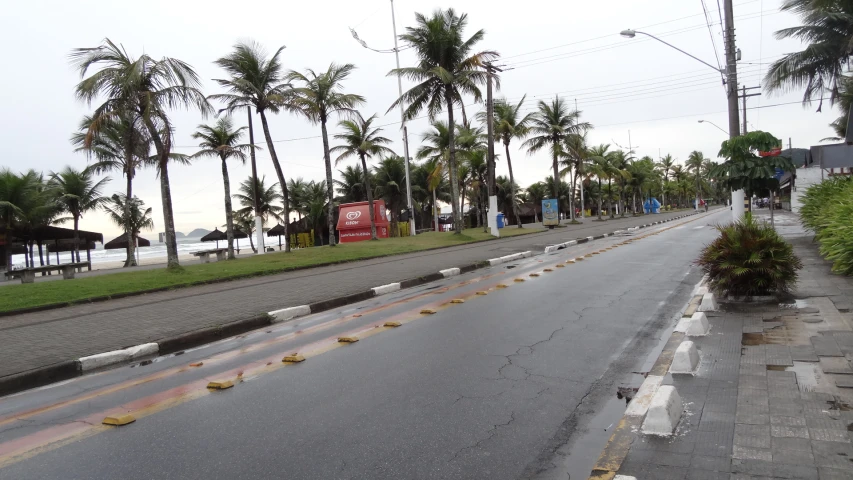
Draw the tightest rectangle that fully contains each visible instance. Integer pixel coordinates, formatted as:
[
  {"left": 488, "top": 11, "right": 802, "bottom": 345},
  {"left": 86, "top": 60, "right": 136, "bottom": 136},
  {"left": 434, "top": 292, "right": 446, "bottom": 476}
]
[{"left": 799, "top": 176, "right": 853, "bottom": 275}]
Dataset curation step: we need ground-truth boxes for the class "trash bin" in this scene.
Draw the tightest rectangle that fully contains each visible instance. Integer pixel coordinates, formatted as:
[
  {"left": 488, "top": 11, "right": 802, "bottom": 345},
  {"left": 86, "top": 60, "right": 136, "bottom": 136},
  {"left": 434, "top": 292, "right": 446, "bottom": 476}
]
[{"left": 496, "top": 213, "right": 505, "bottom": 229}]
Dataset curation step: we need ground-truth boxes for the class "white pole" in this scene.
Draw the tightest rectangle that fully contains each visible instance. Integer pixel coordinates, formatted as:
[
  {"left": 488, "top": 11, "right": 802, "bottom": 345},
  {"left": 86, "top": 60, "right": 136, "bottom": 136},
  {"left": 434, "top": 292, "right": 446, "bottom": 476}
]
[
  {"left": 255, "top": 216, "right": 264, "bottom": 253},
  {"left": 391, "top": 0, "right": 416, "bottom": 237}
]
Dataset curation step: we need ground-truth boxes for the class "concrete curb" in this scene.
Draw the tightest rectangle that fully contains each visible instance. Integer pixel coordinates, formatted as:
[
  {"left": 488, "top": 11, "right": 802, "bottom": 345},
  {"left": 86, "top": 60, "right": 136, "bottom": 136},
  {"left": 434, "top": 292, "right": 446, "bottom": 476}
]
[
  {"left": 542, "top": 211, "right": 703, "bottom": 254},
  {"left": 371, "top": 283, "right": 401, "bottom": 296}
]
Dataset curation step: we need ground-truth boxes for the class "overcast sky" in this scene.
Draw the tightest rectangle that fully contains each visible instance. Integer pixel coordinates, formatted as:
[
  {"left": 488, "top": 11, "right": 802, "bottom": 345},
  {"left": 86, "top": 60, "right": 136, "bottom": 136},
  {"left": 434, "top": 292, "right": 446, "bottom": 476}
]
[{"left": 1, "top": 0, "right": 834, "bottom": 239}]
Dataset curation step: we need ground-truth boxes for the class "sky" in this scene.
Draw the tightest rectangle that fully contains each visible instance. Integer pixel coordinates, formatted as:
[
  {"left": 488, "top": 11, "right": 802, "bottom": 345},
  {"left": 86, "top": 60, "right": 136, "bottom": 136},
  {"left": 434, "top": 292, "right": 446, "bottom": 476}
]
[{"left": 0, "top": 0, "right": 836, "bottom": 239}]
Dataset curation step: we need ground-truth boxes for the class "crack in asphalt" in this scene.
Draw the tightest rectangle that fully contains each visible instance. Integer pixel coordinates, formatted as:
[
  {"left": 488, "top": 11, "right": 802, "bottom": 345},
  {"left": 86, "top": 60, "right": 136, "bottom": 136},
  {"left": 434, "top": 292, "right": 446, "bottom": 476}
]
[{"left": 450, "top": 410, "right": 517, "bottom": 462}]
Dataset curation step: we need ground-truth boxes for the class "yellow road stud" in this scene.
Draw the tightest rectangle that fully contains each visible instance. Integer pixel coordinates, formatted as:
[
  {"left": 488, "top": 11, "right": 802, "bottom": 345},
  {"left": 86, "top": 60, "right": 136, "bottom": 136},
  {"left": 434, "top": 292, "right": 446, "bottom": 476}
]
[
  {"left": 420, "top": 308, "right": 437, "bottom": 314},
  {"left": 544, "top": 268, "right": 553, "bottom": 272},
  {"left": 476, "top": 291, "right": 488, "bottom": 295},
  {"left": 283, "top": 354, "right": 306, "bottom": 363},
  {"left": 189, "top": 362, "right": 203, "bottom": 367},
  {"left": 207, "top": 380, "right": 234, "bottom": 390},
  {"left": 384, "top": 321, "right": 402, "bottom": 327},
  {"left": 584, "top": 254, "right": 593, "bottom": 258},
  {"left": 555, "top": 264, "right": 565, "bottom": 268},
  {"left": 566, "top": 260, "right": 575, "bottom": 264},
  {"left": 496, "top": 284, "right": 508, "bottom": 289},
  {"left": 592, "top": 252, "right": 600, "bottom": 255},
  {"left": 514, "top": 278, "right": 526, "bottom": 282},
  {"left": 576, "top": 257, "right": 585, "bottom": 261},
  {"left": 338, "top": 336, "right": 360, "bottom": 343},
  {"left": 450, "top": 298, "right": 465, "bottom": 304},
  {"left": 529, "top": 273, "right": 540, "bottom": 277},
  {"left": 102, "top": 414, "right": 135, "bottom": 426}
]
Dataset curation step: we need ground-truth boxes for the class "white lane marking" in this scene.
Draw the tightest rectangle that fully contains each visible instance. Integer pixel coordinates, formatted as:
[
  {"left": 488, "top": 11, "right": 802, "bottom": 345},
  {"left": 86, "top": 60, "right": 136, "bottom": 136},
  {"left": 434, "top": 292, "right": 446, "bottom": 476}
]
[
  {"left": 672, "top": 226, "right": 685, "bottom": 230},
  {"left": 693, "top": 226, "right": 704, "bottom": 230}
]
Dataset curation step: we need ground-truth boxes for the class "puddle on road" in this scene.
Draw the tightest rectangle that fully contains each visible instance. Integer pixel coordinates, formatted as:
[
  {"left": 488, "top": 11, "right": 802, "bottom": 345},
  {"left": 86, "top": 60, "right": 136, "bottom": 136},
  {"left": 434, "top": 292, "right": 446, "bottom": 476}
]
[{"left": 742, "top": 333, "right": 765, "bottom": 346}]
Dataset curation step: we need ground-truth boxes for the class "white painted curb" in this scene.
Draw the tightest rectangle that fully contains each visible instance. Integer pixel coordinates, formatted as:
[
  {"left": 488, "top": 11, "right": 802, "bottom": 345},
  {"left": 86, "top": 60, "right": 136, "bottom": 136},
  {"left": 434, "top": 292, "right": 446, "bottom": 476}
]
[
  {"left": 642, "top": 385, "right": 683, "bottom": 435},
  {"left": 625, "top": 374, "right": 664, "bottom": 417},
  {"left": 269, "top": 305, "right": 311, "bottom": 323},
  {"left": 544, "top": 240, "right": 578, "bottom": 253},
  {"left": 693, "top": 285, "right": 709, "bottom": 296},
  {"left": 372, "top": 283, "right": 401, "bottom": 296},
  {"left": 586, "top": 236, "right": 594, "bottom": 241},
  {"left": 440, "top": 267, "right": 460, "bottom": 277},
  {"left": 670, "top": 341, "right": 700, "bottom": 374},
  {"left": 698, "top": 292, "right": 719, "bottom": 312},
  {"left": 614, "top": 476, "right": 638, "bottom": 480},
  {"left": 675, "top": 312, "right": 710, "bottom": 336},
  {"left": 78, "top": 343, "right": 159, "bottom": 372},
  {"left": 521, "top": 251, "right": 533, "bottom": 258}
]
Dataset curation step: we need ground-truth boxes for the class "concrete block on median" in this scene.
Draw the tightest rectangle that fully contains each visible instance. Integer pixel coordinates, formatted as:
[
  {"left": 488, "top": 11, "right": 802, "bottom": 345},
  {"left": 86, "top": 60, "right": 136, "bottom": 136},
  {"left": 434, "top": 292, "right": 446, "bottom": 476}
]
[
  {"left": 521, "top": 251, "right": 533, "bottom": 258},
  {"left": 625, "top": 375, "right": 664, "bottom": 417},
  {"left": 440, "top": 267, "right": 460, "bottom": 277},
  {"left": 488, "top": 257, "right": 504, "bottom": 266},
  {"left": 670, "top": 341, "right": 700, "bottom": 374},
  {"left": 125, "top": 343, "right": 158, "bottom": 359},
  {"left": 698, "top": 292, "right": 719, "bottom": 312},
  {"left": 641, "top": 385, "right": 683, "bottom": 436},
  {"left": 269, "top": 305, "right": 311, "bottom": 323},
  {"left": 79, "top": 350, "right": 132, "bottom": 371},
  {"left": 372, "top": 283, "right": 401, "bottom": 296}
]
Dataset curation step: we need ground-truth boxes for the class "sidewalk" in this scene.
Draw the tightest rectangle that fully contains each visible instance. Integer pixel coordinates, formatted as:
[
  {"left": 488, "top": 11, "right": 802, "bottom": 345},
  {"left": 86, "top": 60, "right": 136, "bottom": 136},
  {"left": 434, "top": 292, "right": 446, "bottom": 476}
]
[
  {"left": 0, "top": 209, "right": 708, "bottom": 383},
  {"left": 607, "top": 210, "right": 853, "bottom": 480}
]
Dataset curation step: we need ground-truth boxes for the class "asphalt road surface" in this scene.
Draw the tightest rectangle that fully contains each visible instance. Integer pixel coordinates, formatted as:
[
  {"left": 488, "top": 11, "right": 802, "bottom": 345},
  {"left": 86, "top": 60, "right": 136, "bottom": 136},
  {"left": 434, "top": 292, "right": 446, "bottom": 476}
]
[{"left": 0, "top": 209, "right": 727, "bottom": 480}]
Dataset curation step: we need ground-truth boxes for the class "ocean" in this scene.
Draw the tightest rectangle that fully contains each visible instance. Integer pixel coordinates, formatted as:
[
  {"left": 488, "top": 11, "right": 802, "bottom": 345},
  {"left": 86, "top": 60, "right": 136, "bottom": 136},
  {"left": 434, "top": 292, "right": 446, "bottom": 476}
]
[{"left": 10, "top": 237, "right": 271, "bottom": 270}]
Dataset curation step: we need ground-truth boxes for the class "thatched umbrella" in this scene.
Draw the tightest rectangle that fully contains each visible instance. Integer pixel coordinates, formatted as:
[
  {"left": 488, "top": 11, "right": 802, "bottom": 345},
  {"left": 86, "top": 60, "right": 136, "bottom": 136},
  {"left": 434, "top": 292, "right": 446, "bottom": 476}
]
[
  {"left": 104, "top": 235, "right": 151, "bottom": 250},
  {"left": 266, "top": 224, "right": 285, "bottom": 250},
  {"left": 201, "top": 228, "right": 248, "bottom": 252}
]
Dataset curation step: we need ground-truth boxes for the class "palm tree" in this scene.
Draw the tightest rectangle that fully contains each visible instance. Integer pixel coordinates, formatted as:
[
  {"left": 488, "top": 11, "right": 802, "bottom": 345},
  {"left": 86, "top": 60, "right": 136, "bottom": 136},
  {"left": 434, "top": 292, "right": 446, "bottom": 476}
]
[
  {"left": 191, "top": 117, "right": 249, "bottom": 259},
  {"left": 233, "top": 176, "right": 284, "bottom": 234},
  {"left": 525, "top": 182, "right": 548, "bottom": 222},
  {"left": 609, "top": 150, "right": 633, "bottom": 217},
  {"left": 495, "top": 176, "right": 521, "bottom": 222},
  {"left": 455, "top": 121, "right": 486, "bottom": 216},
  {"left": 389, "top": 8, "right": 497, "bottom": 234},
  {"left": 587, "top": 145, "right": 616, "bottom": 220},
  {"left": 287, "top": 178, "right": 310, "bottom": 220},
  {"left": 330, "top": 112, "right": 395, "bottom": 240},
  {"left": 71, "top": 38, "right": 212, "bottom": 269},
  {"left": 411, "top": 158, "right": 449, "bottom": 231},
  {"left": 670, "top": 165, "right": 687, "bottom": 207},
  {"left": 373, "top": 156, "right": 408, "bottom": 236},
  {"left": 303, "top": 180, "right": 329, "bottom": 245},
  {"left": 230, "top": 210, "right": 257, "bottom": 253},
  {"left": 764, "top": 0, "right": 853, "bottom": 111},
  {"left": 479, "top": 96, "right": 533, "bottom": 228},
  {"left": 334, "top": 166, "right": 368, "bottom": 204},
  {"left": 0, "top": 170, "right": 60, "bottom": 269},
  {"left": 49, "top": 167, "right": 110, "bottom": 264},
  {"left": 686, "top": 151, "right": 708, "bottom": 210},
  {"left": 560, "top": 133, "right": 591, "bottom": 221},
  {"left": 287, "top": 63, "right": 365, "bottom": 247},
  {"left": 655, "top": 154, "right": 675, "bottom": 208},
  {"left": 71, "top": 113, "right": 150, "bottom": 267},
  {"left": 102, "top": 194, "right": 154, "bottom": 252},
  {"left": 211, "top": 41, "right": 293, "bottom": 252},
  {"left": 524, "top": 96, "right": 590, "bottom": 222}
]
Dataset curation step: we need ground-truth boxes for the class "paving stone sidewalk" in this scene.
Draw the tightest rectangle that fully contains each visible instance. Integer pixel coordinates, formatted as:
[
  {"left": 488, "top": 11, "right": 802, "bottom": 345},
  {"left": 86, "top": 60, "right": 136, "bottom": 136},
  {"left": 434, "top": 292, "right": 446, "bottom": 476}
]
[
  {"left": 0, "top": 209, "right": 708, "bottom": 381},
  {"left": 614, "top": 210, "right": 853, "bottom": 480}
]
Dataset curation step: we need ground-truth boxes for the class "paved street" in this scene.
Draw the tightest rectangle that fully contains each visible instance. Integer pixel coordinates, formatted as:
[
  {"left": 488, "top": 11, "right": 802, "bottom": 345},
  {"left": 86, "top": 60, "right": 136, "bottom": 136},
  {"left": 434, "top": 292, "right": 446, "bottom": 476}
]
[
  {"left": 0, "top": 209, "right": 723, "bottom": 479},
  {"left": 0, "top": 209, "right": 709, "bottom": 380}
]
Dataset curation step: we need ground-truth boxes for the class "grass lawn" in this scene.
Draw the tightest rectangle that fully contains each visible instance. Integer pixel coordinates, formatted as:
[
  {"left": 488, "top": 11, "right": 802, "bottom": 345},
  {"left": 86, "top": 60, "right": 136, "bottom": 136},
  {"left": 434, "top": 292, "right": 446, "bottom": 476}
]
[{"left": 0, "top": 226, "right": 541, "bottom": 313}]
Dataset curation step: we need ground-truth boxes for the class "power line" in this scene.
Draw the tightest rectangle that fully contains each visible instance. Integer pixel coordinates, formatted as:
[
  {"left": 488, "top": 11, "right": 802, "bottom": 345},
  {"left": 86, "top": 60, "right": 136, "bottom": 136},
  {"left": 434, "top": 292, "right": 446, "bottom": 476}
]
[{"left": 700, "top": 0, "right": 724, "bottom": 73}]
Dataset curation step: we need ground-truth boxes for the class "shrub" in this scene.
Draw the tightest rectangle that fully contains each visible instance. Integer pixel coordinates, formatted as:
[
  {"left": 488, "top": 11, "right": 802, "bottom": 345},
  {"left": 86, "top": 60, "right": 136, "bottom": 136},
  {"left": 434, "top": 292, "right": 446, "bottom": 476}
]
[
  {"left": 698, "top": 213, "right": 802, "bottom": 298},
  {"left": 799, "top": 176, "right": 853, "bottom": 275}
]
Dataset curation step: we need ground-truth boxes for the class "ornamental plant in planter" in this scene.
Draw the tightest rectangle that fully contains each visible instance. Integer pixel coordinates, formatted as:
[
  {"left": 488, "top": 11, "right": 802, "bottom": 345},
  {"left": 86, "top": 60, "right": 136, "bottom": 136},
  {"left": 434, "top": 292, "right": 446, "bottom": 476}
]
[{"left": 697, "top": 213, "right": 802, "bottom": 299}]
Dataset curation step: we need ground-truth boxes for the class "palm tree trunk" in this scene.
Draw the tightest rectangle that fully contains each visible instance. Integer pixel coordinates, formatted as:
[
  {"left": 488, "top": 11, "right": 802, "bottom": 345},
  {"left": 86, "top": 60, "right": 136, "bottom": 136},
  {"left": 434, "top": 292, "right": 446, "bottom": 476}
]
[
  {"left": 551, "top": 142, "right": 560, "bottom": 222},
  {"left": 258, "top": 110, "right": 291, "bottom": 253},
  {"left": 248, "top": 229, "right": 256, "bottom": 253},
  {"left": 579, "top": 171, "right": 586, "bottom": 218},
  {"left": 360, "top": 153, "right": 378, "bottom": 240},
  {"left": 73, "top": 214, "right": 82, "bottom": 272},
  {"left": 609, "top": 179, "right": 615, "bottom": 219},
  {"left": 124, "top": 163, "right": 137, "bottom": 267},
  {"left": 141, "top": 117, "right": 180, "bottom": 269},
  {"left": 432, "top": 189, "right": 439, "bottom": 232},
  {"left": 220, "top": 154, "right": 236, "bottom": 260},
  {"left": 569, "top": 172, "right": 576, "bottom": 222},
  {"left": 320, "top": 118, "right": 337, "bottom": 247},
  {"left": 597, "top": 179, "right": 603, "bottom": 220},
  {"left": 505, "top": 142, "right": 522, "bottom": 228},
  {"left": 444, "top": 87, "right": 462, "bottom": 234}
]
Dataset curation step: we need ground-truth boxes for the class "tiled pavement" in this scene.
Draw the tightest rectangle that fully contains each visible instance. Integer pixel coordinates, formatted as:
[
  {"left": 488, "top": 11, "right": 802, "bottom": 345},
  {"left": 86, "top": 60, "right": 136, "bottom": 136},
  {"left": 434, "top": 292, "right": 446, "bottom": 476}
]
[
  {"left": 615, "top": 210, "right": 853, "bottom": 480},
  {"left": 0, "top": 209, "right": 709, "bottom": 380}
]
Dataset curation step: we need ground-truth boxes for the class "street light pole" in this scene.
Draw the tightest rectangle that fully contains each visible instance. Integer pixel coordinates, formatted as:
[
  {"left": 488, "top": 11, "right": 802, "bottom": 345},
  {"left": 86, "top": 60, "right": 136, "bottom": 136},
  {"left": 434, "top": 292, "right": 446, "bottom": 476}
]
[
  {"left": 697, "top": 119, "right": 728, "bottom": 136},
  {"left": 390, "top": 0, "right": 416, "bottom": 237}
]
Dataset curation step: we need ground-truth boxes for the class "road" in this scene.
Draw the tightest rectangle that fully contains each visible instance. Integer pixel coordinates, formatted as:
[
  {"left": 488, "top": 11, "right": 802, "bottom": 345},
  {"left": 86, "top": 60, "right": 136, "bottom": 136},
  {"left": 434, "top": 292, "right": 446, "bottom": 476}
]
[{"left": 0, "top": 209, "right": 727, "bottom": 479}]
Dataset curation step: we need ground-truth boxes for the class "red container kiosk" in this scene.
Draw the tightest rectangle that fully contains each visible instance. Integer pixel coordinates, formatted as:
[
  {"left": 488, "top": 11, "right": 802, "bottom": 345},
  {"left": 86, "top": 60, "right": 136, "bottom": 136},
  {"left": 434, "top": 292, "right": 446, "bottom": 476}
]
[{"left": 337, "top": 200, "right": 390, "bottom": 243}]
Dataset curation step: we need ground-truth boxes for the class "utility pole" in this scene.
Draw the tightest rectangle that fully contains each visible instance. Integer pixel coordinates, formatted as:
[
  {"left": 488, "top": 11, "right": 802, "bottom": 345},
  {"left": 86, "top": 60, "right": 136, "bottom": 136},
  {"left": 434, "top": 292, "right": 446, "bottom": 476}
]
[
  {"left": 247, "top": 106, "right": 265, "bottom": 253},
  {"left": 390, "top": 0, "right": 416, "bottom": 236},
  {"left": 575, "top": 97, "right": 585, "bottom": 219},
  {"left": 484, "top": 62, "right": 501, "bottom": 237},
  {"left": 723, "top": 0, "right": 746, "bottom": 221},
  {"left": 740, "top": 86, "right": 761, "bottom": 134}
]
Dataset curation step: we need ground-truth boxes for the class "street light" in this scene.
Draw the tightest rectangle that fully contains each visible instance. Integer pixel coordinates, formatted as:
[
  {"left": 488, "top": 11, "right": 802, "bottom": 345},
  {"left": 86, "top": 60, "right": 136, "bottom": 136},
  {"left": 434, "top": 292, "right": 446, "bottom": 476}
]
[
  {"left": 620, "top": 29, "right": 725, "bottom": 75},
  {"left": 698, "top": 120, "right": 729, "bottom": 136}
]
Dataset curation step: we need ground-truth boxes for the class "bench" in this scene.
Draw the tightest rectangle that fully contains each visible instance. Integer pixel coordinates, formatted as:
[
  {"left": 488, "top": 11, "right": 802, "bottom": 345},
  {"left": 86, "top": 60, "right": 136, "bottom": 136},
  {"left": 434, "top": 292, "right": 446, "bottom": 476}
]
[
  {"left": 4, "top": 262, "right": 91, "bottom": 284},
  {"left": 191, "top": 248, "right": 228, "bottom": 263}
]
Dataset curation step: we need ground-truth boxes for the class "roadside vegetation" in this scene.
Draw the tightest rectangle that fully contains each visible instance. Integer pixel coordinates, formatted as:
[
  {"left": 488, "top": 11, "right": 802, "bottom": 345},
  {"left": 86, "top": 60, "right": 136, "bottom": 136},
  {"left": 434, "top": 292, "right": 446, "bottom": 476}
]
[{"left": 799, "top": 176, "right": 853, "bottom": 275}]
